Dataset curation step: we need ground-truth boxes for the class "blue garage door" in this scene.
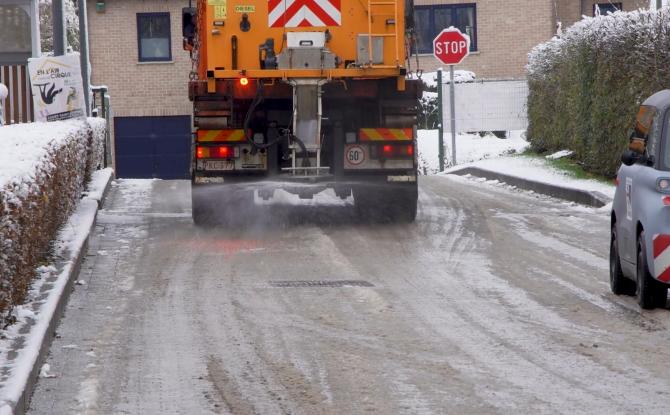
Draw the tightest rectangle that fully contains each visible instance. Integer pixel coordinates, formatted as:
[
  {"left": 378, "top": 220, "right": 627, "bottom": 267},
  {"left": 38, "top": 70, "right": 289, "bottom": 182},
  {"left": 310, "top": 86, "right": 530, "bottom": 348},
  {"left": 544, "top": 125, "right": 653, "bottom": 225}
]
[{"left": 115, "top": 116, "right": 191, "bottom": 179}]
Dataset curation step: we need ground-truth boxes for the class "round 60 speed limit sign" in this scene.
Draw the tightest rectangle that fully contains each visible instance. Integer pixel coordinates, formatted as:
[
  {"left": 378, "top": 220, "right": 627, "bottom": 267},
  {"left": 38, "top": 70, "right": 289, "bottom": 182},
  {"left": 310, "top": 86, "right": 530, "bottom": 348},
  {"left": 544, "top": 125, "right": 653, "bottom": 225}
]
[{"left": 345, "top": 145, "right": 366, "bottom": 167}]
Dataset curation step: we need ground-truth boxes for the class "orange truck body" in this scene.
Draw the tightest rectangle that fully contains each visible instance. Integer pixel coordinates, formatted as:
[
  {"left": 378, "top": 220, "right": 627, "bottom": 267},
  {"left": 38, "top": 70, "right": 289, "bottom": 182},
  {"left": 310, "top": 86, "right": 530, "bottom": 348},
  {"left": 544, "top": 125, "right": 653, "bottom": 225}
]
[{"left": 186, "top": 0, "right": 421, "bottom": 224}]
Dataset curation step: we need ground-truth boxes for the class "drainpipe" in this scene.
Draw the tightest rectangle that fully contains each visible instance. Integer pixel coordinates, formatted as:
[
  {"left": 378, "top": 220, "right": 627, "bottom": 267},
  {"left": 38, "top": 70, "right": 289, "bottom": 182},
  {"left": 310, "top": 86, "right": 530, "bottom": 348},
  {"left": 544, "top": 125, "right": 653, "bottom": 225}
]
[
  {"left": 30, "top": 0, "right": 40, "bottom": 57},
  {"left": 52, "top": 0, "right": 66, "bottom": 55},
  {"left": 79, "top": 0, "right": 91, "bottom": 115}
]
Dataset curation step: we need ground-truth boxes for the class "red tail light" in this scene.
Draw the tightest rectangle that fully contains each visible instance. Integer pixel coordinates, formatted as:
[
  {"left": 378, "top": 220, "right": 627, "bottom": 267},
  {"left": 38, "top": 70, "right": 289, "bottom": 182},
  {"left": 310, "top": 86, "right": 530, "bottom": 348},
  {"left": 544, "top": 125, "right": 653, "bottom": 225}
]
[
  {"left": 217, "top": 146, "right": 232, "bottom": 158},
  {"left": 377, "top": 144, "right": 415, "bottom": 158},
  {"left": 196, "top": 145, "right": 237, "bottom": 159},
  {"left": 240, "top": 77, "right": 249, "bottom": 86}
]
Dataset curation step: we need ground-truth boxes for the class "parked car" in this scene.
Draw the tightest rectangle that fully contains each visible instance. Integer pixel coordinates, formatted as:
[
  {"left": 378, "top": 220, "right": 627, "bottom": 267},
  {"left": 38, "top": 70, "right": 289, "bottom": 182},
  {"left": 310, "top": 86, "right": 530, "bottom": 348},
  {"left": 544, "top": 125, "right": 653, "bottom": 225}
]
[{"left": 611, "top": 90, "right": 670, "bottom": 309}]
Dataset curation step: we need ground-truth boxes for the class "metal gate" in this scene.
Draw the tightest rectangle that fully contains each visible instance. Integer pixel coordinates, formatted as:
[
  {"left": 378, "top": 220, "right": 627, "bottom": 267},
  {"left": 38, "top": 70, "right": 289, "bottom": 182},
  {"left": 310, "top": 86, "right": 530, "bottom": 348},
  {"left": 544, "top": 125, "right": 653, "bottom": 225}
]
[
  {"left": 441, "top": 79, "right": 528, "bottom": 132},
  {"left": 114, "top": 116, "right": 191, "bottom": 179},
  {"left": 0, "top": 65, "right": 34, "bottom": 124}
]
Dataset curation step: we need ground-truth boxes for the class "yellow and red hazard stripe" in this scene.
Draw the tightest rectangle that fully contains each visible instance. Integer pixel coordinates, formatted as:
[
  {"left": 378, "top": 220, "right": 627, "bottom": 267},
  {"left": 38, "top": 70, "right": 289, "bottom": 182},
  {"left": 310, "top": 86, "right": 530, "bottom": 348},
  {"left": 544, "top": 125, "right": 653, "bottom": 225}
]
[
  {"left": 197, "top": 129, "right": 247, "bottom": 142},
  {"left": 359, "top": 128, "right": 413, "bottom": 142}
]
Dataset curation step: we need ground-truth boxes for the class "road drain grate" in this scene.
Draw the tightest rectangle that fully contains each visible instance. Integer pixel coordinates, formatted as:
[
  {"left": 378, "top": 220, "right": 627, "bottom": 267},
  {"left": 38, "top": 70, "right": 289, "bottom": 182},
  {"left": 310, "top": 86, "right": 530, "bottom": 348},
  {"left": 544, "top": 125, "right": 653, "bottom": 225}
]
[{"left": 269, "top": 280, "right": 374, "bottom": 288}]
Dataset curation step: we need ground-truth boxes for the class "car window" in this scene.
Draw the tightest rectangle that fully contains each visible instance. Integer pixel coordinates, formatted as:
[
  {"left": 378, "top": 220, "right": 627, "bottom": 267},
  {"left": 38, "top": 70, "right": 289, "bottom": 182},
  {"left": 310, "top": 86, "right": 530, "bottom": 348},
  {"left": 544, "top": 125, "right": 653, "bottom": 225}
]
[
  {"left": 632, "top": 105, "right": 660, "bottom": 164},
  {"left": 646, "top": 108, "right": 661, "bottom": 160},
  {"left": 634, "top": 105, "right": 656, "bottom": 141}
]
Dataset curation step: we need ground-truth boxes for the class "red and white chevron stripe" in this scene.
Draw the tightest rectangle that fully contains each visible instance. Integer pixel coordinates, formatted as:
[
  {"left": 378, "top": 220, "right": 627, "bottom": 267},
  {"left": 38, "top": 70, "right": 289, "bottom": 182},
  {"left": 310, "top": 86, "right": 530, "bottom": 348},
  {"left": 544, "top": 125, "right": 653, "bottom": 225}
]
[
  {"left": 268, "top": 0, "right": 341, "bottom": 28},
  {"left": 653, "top": 234, "right": 670, "bottom": 282}
]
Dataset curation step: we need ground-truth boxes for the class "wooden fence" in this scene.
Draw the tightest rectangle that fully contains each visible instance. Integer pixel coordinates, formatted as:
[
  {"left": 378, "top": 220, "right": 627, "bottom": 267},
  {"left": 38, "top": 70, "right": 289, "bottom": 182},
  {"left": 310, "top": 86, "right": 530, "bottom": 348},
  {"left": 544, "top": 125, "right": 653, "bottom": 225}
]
[{"left": 0, "top": 65, "right": 34, "bottom": 125}]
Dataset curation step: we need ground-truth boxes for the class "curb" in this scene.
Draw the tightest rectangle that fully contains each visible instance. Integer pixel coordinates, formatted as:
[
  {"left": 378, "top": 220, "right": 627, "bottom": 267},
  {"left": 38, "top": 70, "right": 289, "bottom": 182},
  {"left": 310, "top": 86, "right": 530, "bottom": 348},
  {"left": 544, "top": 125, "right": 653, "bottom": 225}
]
[
  {"left": 447, "top": 166, "right": 611, "bottom": 208},
  {"left": 0, "top": 170, "right": 114, "bottom": 415}
]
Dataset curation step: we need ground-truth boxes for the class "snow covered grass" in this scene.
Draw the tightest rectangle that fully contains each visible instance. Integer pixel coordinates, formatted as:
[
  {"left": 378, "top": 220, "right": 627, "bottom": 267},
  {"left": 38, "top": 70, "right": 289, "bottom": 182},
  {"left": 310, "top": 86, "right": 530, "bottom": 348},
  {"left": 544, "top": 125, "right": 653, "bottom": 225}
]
[
  {"left": 0, "top": 118, "right": 105, "bottom": 326},
  {"left": 417, "top": 129, "right": 529, "bottom": 175},
  {"left": 444, "top": 155, "right": 615, "bottom": 199},
  {"left": 417, "top": 128, "right": 615, "bottom": 200}
]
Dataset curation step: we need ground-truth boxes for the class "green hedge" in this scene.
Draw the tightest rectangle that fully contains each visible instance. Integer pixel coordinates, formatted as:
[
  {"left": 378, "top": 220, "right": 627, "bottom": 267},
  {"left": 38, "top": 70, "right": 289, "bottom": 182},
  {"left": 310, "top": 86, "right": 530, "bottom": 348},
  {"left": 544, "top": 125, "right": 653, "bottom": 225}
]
[
  {"left": 0, "top": 119, "right": 105, "bottom": 327},
  {"left": 527, "top": 8, "right": 670, "bottom": 177}
]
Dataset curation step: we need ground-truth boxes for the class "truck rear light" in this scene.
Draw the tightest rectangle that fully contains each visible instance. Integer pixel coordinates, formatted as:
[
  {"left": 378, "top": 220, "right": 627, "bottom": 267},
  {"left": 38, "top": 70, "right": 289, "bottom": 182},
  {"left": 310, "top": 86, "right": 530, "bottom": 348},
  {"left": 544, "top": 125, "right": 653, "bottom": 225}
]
[
  {"left": 377, "top": 144, "right": 415, "bottom": 159},
  {"left": 240, "top": 77, "right": 249, "bottom": 86},
  {"left": 196, "top": 145, "right": 238, "bottom": 159}
]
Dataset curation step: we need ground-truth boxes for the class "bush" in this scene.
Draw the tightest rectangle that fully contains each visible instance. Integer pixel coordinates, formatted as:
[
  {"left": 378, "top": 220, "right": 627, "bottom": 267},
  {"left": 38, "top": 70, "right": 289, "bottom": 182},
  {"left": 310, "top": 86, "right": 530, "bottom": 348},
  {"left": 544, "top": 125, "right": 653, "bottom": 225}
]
[
  {"left": 0, "top": 119, "right": 105, "bottom": 326},
  {"left": 527, "top": 8, "right": 670, "bottom": 177}
]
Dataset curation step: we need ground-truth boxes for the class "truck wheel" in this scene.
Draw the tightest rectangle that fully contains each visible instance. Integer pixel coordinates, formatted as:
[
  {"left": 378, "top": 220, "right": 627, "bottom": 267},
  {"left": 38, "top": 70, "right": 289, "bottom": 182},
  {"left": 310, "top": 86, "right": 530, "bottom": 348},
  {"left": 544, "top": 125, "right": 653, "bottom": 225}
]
[
  {"left": 192, "top": 192, "right": 213, "bottom": 226},
  {"left": 192, "top": 187, "right": 255, "bottom": 228},
  {"left": 610, "top": 224, "right": 635, "bottom": 295},
  {"left": 354, "top": 186, "right": 417, "bottom": 223},
  {"left": 636, "top": 231, "right": 667, "bottom": 309},
  {"left": 387, "top": 187, "right": 418, "bottom": 223}
]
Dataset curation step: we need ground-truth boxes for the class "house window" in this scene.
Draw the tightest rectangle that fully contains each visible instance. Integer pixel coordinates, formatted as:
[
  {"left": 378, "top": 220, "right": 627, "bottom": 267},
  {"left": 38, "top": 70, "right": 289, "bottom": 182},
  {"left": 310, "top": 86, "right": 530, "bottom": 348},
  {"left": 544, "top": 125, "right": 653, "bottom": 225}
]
[
  {"left": 593, "top": 3, "right": 622, "bottom": 16},
  {"left": 137, "top": 13, "right": 172, "bottom": 62},
  {"left": 413, "top": 4, "right": 476, "bottom": 54}
]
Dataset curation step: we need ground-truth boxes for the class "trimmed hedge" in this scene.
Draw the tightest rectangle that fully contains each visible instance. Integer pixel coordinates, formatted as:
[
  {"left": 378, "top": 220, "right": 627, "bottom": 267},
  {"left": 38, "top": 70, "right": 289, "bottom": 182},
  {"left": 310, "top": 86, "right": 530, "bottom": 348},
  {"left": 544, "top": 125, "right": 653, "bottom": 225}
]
[
  {"left": 527, "top": 8, "right": 670, "bottom": 177},
  {"left": 0, "top": 119, "right": 105, "bottom": 327}
]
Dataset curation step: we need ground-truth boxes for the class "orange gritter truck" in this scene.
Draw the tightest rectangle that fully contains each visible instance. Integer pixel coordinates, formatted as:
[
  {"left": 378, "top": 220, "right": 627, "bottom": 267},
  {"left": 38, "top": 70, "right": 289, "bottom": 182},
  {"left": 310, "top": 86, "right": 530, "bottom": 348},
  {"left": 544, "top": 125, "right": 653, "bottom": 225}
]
[{"left": 182, "top": 0, "right": 421, "bottom": 224}]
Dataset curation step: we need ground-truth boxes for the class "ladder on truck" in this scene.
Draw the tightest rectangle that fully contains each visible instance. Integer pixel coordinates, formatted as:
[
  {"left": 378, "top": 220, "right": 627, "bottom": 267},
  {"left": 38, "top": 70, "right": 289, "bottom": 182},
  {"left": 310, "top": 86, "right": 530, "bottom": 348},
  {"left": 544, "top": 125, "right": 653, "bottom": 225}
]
[{"left": 365, "top": 0, "right": 400, "bottom": 68}]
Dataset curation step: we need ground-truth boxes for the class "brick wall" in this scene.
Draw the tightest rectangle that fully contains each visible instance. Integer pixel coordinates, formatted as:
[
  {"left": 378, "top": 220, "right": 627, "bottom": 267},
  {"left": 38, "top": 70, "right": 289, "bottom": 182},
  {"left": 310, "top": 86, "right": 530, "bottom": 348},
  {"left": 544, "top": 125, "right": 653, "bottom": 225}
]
[
  {"left": 413, "top": 0, "right": 650, "bottom": 80},
  {"left": 86, "top": 0, "right": 192, "bottom": 118},
  {"left": 558, "top": 0, "right": 649, "bottom": 27},
  {"left": 414, "top": 0, "right": 554, "bottom": 79}
]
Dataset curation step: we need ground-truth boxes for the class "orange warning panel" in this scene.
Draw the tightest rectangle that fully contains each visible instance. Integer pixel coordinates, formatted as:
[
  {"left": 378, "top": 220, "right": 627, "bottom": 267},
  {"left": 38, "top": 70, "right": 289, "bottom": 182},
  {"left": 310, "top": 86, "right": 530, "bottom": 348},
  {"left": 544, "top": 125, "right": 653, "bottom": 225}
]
[
  {"left": 197, "top": 129, "right": 247, "bottom": 142},
  {"left": 359, "top": 128, "right": 413, "bottom": 141}
]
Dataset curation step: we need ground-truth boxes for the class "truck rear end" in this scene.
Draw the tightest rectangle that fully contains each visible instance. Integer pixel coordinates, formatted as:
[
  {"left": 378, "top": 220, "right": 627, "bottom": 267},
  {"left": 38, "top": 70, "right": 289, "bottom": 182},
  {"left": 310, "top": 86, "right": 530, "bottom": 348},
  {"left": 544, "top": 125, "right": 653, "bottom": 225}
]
[{"left": 183, "top": 0, "right": 421, "bottom": 224}]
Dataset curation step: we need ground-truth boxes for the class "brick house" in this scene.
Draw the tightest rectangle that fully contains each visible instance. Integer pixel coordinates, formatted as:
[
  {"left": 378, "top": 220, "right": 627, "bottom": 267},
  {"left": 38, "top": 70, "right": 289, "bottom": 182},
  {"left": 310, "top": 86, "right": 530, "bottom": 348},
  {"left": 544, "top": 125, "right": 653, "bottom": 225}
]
[
  {"left": 86, "top": 0, "right": 193, "bottom": 178},
  {"left": 85, "top": 0, "right": 648, "bottom": 178},
  {"left": 414, "top": 0, "right": 648, "bottom": 78}
]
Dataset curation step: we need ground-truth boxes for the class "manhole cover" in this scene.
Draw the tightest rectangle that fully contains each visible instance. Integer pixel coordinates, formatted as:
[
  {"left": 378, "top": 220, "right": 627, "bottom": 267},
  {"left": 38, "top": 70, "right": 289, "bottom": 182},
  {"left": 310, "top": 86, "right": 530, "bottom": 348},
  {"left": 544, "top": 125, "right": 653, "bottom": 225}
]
[{"left": 269, "top": 280, "right": 374, "bottom": 288}]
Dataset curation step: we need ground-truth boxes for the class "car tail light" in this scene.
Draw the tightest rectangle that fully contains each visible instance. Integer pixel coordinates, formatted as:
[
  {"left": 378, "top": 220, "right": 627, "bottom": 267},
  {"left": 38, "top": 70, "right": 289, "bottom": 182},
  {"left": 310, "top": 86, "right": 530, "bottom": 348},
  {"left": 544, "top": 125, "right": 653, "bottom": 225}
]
[
  {"left": 196, "top": 145, "right": 238, "bottom": 159},
  {"left": 663, "top": 196, "right": 670, "bottom": 206},
  {"left": 657, "top": 178, "right": 670, "bottom": 193},
  {"left": 377, "top": 144, "right": 415, "bottom": 159}
]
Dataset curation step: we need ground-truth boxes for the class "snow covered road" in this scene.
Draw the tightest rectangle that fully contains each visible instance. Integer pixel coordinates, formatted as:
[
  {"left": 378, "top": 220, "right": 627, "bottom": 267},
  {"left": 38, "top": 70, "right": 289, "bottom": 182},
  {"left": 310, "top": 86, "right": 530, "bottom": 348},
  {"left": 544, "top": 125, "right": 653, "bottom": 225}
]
[{"left": 27, "top": 177, "right": 670, "bottom": 414}]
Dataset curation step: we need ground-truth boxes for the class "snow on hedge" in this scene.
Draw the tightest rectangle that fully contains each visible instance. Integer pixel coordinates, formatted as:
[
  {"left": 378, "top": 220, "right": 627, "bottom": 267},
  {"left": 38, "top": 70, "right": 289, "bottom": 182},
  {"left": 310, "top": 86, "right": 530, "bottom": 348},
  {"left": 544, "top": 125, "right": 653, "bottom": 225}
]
[
  {"left": 526, "top": 8, "right": 670, "bottom": 177},
  {"left": 0, "top": 119, "right": 105, "bottom": 326}
]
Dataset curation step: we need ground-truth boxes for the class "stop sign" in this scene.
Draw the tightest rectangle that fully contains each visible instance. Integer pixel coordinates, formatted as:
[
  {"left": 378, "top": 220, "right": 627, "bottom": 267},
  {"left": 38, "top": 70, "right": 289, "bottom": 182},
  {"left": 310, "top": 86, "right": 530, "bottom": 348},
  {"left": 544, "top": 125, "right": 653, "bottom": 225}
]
[{"left": 433, "top": 28, "right": 470, "bottom": 65}]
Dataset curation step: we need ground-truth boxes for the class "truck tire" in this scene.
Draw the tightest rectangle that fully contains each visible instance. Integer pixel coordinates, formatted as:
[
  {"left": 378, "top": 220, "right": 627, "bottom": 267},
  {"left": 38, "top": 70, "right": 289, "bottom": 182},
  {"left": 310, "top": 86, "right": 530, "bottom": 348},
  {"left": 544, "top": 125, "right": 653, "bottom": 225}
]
[
  {"left": 354, "top": 186, "right": 417, "bottom": 223},
  {"left": 387, "top": 187, "right": 418, "bottom": 223},
  {"left": 192, "top": 186, "right": 255, "bottom": 228},
  {"left": 636, "top": 231, "right": 668, "bottom": 309},
  {"left": 192, "top": 191, "right": 214, "bottom": 226},
  {"left": 610, "top": 224, "right": 635, "bottom": 295}
]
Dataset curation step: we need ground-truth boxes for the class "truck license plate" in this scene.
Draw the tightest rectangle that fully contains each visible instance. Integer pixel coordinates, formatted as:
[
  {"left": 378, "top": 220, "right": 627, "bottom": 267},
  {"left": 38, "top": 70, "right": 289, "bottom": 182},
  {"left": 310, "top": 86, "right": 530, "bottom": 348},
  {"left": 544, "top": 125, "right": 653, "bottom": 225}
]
[{"left": 204, "top": 160, "right": 234, "bottom": 171}]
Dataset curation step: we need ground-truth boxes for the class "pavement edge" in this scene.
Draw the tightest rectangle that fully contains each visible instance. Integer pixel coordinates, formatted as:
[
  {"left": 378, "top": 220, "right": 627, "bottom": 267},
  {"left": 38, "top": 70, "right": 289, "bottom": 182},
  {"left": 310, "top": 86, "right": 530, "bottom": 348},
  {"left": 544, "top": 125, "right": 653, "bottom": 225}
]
[
  {"left": 11, "top": 170, "right": 114, "bottom": 415},
  {"left": 447, "top": 166, "right": 611, "bottom": 208}
]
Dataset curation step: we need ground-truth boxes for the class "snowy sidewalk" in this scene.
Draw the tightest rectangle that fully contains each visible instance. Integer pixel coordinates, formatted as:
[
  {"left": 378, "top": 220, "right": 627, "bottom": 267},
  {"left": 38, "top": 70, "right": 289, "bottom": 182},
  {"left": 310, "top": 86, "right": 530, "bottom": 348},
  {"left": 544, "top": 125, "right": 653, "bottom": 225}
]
[
  {"left": 417, "top": 129, "right": 615, "bottom": 208},
  {"left": 0, "top": 168, "right": 113, "bottom": 415}
]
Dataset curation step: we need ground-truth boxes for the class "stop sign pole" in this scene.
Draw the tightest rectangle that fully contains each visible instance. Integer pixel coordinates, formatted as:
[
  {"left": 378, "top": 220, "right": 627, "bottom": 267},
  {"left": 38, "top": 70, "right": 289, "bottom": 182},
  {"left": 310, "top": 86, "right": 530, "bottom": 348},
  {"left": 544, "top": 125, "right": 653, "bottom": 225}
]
[{"left": 433, "top": 28, "right": 470, "bottom": 170}]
